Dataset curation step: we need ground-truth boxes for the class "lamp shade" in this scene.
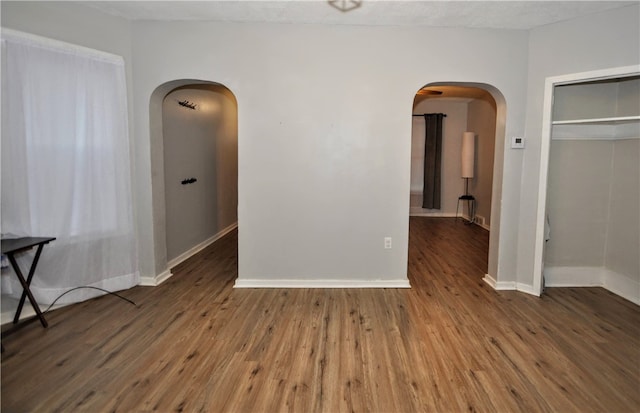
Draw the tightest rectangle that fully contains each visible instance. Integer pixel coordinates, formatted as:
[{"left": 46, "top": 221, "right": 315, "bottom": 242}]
[{"left": 461, "top": 132, "right": 475, "bottom": 178}]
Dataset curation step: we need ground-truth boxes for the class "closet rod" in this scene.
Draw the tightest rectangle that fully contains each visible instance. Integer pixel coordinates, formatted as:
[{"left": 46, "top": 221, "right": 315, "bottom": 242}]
[{"left": 412, "top": 114, "right": 447, "bottom": 117}]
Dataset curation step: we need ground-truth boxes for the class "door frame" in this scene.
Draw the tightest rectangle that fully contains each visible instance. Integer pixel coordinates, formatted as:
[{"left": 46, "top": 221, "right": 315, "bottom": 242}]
[{"left": 531, "top": 64, "right": 640, "bottom": 295}]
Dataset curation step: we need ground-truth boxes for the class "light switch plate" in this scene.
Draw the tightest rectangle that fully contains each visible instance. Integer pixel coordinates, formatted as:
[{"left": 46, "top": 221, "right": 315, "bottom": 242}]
[{"left": 511, "top": 136, "right": 525, "bottom": 149}]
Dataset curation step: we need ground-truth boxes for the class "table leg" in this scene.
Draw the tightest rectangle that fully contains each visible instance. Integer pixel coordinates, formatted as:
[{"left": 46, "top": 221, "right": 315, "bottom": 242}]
[{"left": 7, "top": 250, "right": 48, "bottom": 328}]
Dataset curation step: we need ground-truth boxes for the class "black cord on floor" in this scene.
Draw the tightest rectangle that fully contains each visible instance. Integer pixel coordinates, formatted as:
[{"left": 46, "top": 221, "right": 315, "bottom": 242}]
[{"left": 42, "top": 286, "right": 137, "bottom": 314}]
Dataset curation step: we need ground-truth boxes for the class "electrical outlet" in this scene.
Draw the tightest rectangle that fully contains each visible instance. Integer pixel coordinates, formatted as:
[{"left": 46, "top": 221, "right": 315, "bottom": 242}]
[{"left": 384, "top": 237, "right": 392, "bottom": 249}]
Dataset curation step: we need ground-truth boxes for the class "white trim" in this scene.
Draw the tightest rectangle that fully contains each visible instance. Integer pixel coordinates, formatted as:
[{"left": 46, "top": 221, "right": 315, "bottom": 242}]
[
  {"left": 483, "top": 274, "right": 498, "bottom": 288},
  {"left": 552, "top": 115, "right": 640, "bottom": 125},
  {"left": 552, "top": 123, "right": 639, "bottom": 140},
  {"left": 543, "top": 266, "right": 603, "bottom": 287},
  {"left": 483, "top": 274, "right": 516, "bottom": 290},
  {"left": 1, "top": 301, "right": 66, "bottom": 326},
  {"left": 138, "top": 276, "right": 156, "bottom": 286},
  {"left": 474, "top": 215, "right": 490, "bottom": 231},
  {"left": 1, "top": 28, "right": 124, "bottom": 64},
  {"left": 408, "top": 211, "right": 490, "bottom": 231},
  {"left": 544, "top": 266, "right": 640, "bottom": 305},
  {"left": 141, "top": 222, "right": 238, "bottom": 287},
  {"left": 234, "top": 279, "right": 411, "bottom": 289},
  {"left": 515, "top": 283, "right": 538, "bottom": 296},
  {"left": 603, "top": 269, "right": 640, "bottom": 306},
  {"left": 154, "top": 269, "right": 174, "bottom": 285},
  {"left": 139, "top": 269, "right": 173, "bottom": 287},
  {"left": 533, "top": 65, "right": 640, "bottom": 299},
  {"left": 409, "top": 210, "right": 456, "bottom": 217},
  {"left": 498, "top": 281, "right": 516, "bottom": 289},
  {"left": 483, "top": 274, "right": 538, "bottom": 296},
  {"left": 167, "top": 222, "right": 238, "bottom": 269}
]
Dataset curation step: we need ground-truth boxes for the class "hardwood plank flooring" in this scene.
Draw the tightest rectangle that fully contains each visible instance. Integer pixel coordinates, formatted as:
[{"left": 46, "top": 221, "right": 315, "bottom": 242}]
[{"left": 2, "top": 217, "right": 639, "bottom": 412}]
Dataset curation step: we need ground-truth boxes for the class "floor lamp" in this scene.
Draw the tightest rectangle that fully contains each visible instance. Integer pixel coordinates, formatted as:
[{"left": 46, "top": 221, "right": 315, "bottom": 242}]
[{"left": 456, "top": 132, "right": 476, "bottom": 224}]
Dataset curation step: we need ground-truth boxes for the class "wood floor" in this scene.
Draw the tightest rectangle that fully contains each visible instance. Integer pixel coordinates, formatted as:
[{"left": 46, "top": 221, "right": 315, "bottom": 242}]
[{"left": 2, "top": 217, "right": 639, "bottom": 412}]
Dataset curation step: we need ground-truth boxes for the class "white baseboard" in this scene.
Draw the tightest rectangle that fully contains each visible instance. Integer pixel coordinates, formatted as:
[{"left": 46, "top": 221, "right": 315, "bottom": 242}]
[
  {"left": 410, "top": 211, "right": 490, "bottom": 231},
  {"left": 167, "top": 222, "right": 238, "bottom": 269},
  {"left": 234, "top": 278, "right": 411, "bottom": 289},
  {"left": 603, "top": 269, "right": 640, "bottom": 305},
  {"left": 1, "top": 301, "right": 66, "bottom": 326},
  {"left": 544, "top": 266, "right": 640, "bottom": 305},
  {"left": 483, "top": 274, "right": 498, "bottom": 289},
  {"left": 515, "top": 282, "right": 538, "bottom": 296},
  {"left": 409, "top": 210, "right": 456, "bottom": 217},
  {"left": 483, "top": 274, "right": 516, "bottom": 290},
  {"left": 543, "top": 266, "right": 603, "bottom": 287},
  {"left": 483, "top": 274, "right": 539, "bottom": 296},
  {"left": 139, "top": 269, "right": 173, "bottom": 287},
  {"left": 139, "top": 223, "right": 238, "bottom": 288},
  {"left": 474, "top": 215, "right": 490, "bottom": 231}
]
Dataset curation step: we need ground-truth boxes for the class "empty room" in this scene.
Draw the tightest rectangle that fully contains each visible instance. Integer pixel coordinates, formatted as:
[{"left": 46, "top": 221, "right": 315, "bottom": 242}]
[{"left": 1, "top": 1, "right": 639, "bottom": 412}]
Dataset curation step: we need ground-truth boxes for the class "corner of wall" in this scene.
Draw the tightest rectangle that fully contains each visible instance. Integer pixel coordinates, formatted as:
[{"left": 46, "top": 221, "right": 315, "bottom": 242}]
[{"left": 139, "top": 269, "right": 173, "bottom": 287}]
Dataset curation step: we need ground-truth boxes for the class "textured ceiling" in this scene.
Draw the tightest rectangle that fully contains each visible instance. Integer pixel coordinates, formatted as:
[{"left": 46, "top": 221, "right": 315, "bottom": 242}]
[{"left": 83, "top": 1, "right": 636, "bottom": 30}]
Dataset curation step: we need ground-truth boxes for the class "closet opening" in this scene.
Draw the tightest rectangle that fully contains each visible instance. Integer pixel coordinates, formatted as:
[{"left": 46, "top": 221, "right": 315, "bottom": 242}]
[
  {"left": 408, "top": 82, "right": 506, "bottom": 286},
  {"left": 149, "top": 80, "right": 238, "bottom": 282},
  {"left": 534, "top": 67, "right": 639, "bottom": 302}
]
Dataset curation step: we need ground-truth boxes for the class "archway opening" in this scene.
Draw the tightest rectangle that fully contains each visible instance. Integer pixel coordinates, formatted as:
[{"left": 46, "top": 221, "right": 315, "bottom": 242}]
[
  {"left": 408, "top": 82, "right": 507, "bottom": 284},
  {"left": 149, "top": 79, "right": 238, "bottom": 280}
]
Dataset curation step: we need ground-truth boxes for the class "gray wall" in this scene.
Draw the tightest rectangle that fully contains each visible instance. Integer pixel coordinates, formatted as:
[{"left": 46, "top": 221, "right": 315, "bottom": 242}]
[
  {"left": 131, "top": 21, "right": 528, "bottom": 283},
  {"left": 553, "top": 77, "right": 640, "bottom": 121},
  {"left": 519, "top": 4, "right": 640, "bottom": 288},
  {"left": 3, "top": 2, "right": 637, "bottom": 289},
  {"left": 162, "top": 86, "right": 238, "bottom": 262},
  {"left": 546, "top": 140, "right": 614, "bottom": 267},
  {"left": 467, "top": 98, "right": 496, "bottom": 227},
  {"left": 606, "top": 139, "right": 640, "bottom": 280},
  {"left": 546, "top": 138, "right": 639, "bottom": 285}
]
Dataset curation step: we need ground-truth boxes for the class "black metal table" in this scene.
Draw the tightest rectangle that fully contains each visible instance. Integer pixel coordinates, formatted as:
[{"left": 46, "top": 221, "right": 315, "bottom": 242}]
[
  {"left": 456, "top": 194, "right": 476, "bottom": 225},
  {"left": 1, "top": 237, "right": 56, "bottom": 328}
]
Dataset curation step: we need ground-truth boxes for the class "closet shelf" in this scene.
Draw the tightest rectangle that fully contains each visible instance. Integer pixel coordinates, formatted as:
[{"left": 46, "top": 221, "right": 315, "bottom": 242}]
[
  {"left": 551, "top": 116, "right": 640, "bottom": 140},
  {"left": 552, "top": 115, "right": 640, "bottom": 126}
]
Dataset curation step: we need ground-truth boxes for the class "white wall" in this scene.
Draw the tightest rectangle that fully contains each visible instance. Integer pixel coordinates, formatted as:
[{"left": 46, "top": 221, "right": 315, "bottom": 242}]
[
  {"left": 519, "top": 4, "right": 640, "bottom": 290},
  {"left": 467, "top": 98, "right": 496, "bottom": 227},
  {"left": 162, "top": 86, "right": 238, "bottom": 262},
  {"left": 605, "top": 138, "right": 639, "bottom": 281},
  {"left": 129, "top": 21, "right": 529, "bottom": 284},
  {"left": 546, "top": 140, "right": 613, "bottom": 267},
  {"left": 545, "top": 137, "right": 639, "bottom": 303}
]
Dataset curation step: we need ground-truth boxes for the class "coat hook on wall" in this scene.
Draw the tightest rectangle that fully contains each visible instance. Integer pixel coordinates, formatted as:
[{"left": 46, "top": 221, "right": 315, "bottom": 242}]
[
  {"left": 181, "top": 177, "right": 197, "bottom": 185},
  {"left": 178, "top": 100, "right": 197, "bottom": 110}
]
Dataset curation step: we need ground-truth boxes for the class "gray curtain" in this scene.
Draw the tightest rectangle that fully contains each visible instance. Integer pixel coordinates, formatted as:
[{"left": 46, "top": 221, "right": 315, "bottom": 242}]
[{"left": 422, "top": 113, "right": 444, "bottom": 209}]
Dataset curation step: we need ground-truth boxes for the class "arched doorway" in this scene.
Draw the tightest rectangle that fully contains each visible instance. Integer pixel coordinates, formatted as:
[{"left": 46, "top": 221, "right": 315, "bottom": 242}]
[
  {"left": 148, "top": 80, "right": 238, "bottom": 282},
  {"left": 409, "top": 82, "right": 507, "bottom": 283}
]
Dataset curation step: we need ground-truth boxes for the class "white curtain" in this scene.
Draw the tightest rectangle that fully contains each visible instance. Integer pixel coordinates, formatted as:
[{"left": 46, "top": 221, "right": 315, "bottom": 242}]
[{"left": 1, "top": 30, "right": 139, "bottom": 305}]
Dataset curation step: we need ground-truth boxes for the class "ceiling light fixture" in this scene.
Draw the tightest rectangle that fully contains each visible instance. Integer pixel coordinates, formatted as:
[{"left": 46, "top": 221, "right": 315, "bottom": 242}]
[
  {"left": 178, "top": 100, "right": 197, "bottom": 110},
  {"left": 328, "top": 0, "right": 362, "bottom": 12}
]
